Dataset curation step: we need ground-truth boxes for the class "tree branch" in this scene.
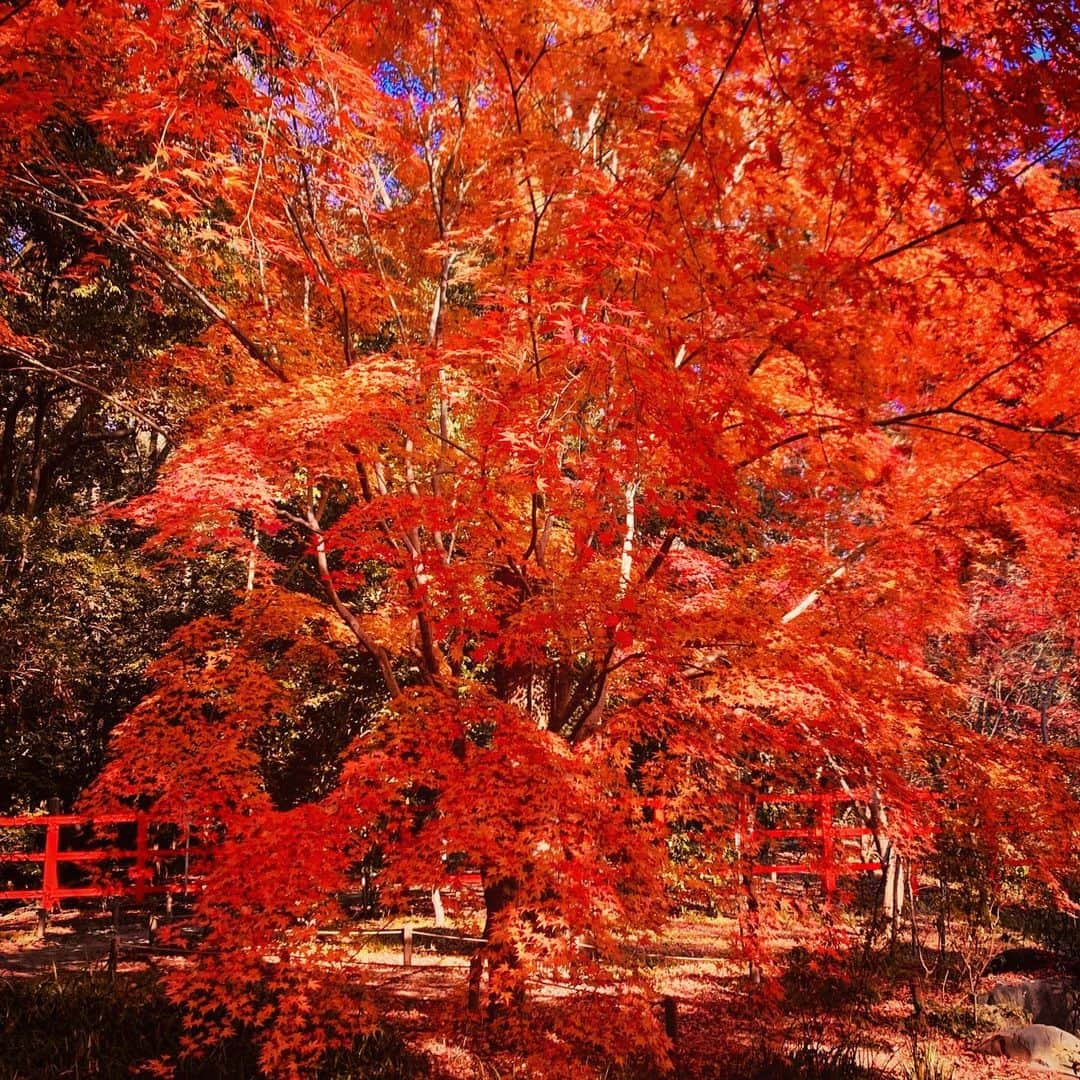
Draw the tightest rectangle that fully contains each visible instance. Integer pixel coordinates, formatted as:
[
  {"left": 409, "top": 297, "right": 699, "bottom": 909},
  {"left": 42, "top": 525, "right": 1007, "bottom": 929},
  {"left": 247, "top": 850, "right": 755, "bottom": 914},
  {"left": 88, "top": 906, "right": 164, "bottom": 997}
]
[
  {"left": 655, "top": 0, "right": 758, "bottom": 200},
  {"left": 304, "top": 505, "right": 401, "bottom": 697},
  {"left": 0, "top": 345, "right": 171, "bottom": 441},
  {"left": 0, "top": 0, "right": 35, "bottom": 29},
  {"left": 15, "top": 170, "right": 288, "bottom": 382}
]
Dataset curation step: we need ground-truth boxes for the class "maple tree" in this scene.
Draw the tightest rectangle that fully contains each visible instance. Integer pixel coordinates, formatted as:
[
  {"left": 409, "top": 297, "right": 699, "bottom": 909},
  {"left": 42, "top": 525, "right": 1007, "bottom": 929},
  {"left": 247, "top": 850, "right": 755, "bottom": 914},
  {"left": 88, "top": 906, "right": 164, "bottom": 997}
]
[{"left": 4, "top": 0, "right": 1080, "bottom": 1073}]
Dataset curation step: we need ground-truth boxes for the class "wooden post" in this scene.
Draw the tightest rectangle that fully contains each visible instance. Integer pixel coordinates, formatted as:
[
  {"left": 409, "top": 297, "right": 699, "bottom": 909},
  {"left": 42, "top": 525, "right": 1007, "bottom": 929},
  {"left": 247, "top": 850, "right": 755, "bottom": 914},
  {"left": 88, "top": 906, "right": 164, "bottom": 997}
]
[
  {"left": 43, "top": 821, "right": 60, "bottom": 913},
  {"left": 821, "top": 794, "right": 837, "bottom": 896},
  {"left": 662, "top": 995, "right": 678, "bottom": 1041},
  {"left": 662, "top": 995, "right": 679, "bottom": 1073},
  {"left": 467, "top": 953, "right": 483, "bottom": 1014},
  {"left": 37, "top": 907, "right": 48, "bottom": 938},
  {"left": 402, "top": 924, "right": 413, "bottom": 967},
  {"left": 890, "top": 852, "right": 903, "bottom": 952},
  {"left": 937, "top": 879, "right": 947, "bottom": 965},
  {"left": 182, "top": 820, "right": 191, "bottom": 897}
]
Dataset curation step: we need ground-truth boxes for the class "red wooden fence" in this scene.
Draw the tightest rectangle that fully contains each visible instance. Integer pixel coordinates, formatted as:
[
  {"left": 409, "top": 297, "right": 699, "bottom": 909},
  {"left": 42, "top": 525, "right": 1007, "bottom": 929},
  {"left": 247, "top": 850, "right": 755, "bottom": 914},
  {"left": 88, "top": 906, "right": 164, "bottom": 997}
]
[
  {"left": 0, "top": 795, "right": 897, "bottom": 915},
  {"left": 741, "top": 792, "right": 886, "bottom": 895},
  {"left": 0, "top": 813, "right": 203, "bottom": 911},
  {"left": 643, "top": 792, "right": 893, "bottom": 895}
]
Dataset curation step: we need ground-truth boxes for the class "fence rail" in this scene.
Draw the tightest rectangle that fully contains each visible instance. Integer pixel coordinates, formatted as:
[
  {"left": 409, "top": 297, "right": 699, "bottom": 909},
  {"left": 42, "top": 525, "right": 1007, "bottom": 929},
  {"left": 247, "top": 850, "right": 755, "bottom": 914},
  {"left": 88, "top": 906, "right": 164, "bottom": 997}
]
[
  {"left": 0, "top": 813, "right": 204, "bottom": 911},
  {"left": 740, "top": 792, "right": 887, "bottom": 895},
  {"left": 0, "top": 794, "right": 898, "bottom": 916}
]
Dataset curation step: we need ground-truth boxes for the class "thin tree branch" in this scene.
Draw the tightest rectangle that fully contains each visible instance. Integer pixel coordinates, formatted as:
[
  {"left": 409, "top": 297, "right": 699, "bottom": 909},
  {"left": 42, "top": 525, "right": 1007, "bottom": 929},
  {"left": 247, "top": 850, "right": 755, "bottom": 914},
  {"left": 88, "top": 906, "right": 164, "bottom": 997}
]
[
  {"left": 0, "top": 0, "right": 35, "bottom": 29},
  {"left": 0, "top": 345, "right": 170, "bottom": 441},
  {"left": 656, "top": 0, "right": 758, "bottom": 200},
  {"left": 15, "top": 167, "right": 288, "bottom": 381},
  {"left": 867, "top": 128, "right": 1077, "bottom": 267},
  {"left": 946, "top": 321, "right": 1072, "bottom": 409},
  {"left": 303, "top": 505, "right": 401, "bottom": 696}
]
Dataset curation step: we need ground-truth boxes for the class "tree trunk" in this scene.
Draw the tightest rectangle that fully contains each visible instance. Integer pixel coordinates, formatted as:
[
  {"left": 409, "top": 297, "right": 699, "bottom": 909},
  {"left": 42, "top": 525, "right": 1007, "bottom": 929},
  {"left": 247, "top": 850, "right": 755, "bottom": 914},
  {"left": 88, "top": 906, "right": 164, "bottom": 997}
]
[
  {"left": 888, "top": 850, "right": 904, "bottom": 953},
  {"left": 494, "top": 660, "right": 559, "bottom": 730},
  {"left": 468, "top": 874, "right": 523, "bottom": 1019},
  {"left": 0, "top": 383, "right": 28, "bottom": 512},
  {"left": 869, "top": 790, "right": 904, "bottom": 921}
]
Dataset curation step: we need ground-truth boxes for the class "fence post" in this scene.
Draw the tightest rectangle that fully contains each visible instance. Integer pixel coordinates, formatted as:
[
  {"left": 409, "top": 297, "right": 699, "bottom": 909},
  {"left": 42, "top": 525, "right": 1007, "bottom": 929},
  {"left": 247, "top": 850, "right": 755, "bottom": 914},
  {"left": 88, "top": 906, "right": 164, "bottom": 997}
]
[
  {"left": 662, "top": 994, "right": 678, "bottom": 1042},
  {"left": 43, "top": 820, "right": 60, "bottom": 913},
  {"left": 107, "top": 933, "right": 119, "bottom": 981},
  {"left": 662, "top": 994, "right": 679, "bottom": 1070},
  {"left": 182, "top": 820, "right": 191, "bottom": 897},
  {"left": 821, "top": 794, "right": 837, "bottom": 896},
  {"left": 403, "top": 924, "right": 413, "bottom": 967}
]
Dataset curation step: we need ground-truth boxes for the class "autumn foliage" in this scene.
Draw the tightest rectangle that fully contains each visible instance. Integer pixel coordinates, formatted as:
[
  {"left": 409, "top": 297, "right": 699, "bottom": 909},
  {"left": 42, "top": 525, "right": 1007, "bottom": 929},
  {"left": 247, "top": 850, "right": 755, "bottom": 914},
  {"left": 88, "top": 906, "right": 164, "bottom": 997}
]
[{"left": 3, "top": 0, "right": 1080, "bottom": 1073}]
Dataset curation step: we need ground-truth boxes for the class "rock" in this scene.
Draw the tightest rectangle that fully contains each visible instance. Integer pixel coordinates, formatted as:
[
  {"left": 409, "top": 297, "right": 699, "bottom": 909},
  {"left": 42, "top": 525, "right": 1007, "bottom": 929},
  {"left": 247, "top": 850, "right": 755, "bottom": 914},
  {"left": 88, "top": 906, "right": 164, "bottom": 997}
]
[
  {"left": 975, "top": 1024, "right": 1080, "bottom": 1074},
  {"left": 988, "top": 947, "right": 1060, "bottom": 974},
  {"left": 986, "top": 981, "right": 1078, "bottom": 1032}
]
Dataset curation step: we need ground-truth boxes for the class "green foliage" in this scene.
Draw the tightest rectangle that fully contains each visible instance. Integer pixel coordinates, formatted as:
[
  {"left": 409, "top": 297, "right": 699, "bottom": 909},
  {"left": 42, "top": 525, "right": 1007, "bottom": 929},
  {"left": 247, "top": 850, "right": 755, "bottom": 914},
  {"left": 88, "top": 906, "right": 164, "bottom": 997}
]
[
  {"left": 0, "top": 972, "right": 258, "bottom": 1078},
  {"left": 926, "top": 1001, "right": 1010, "bottom": 1038},
  {"left": 254, "top": 647, "right": 389, "bottom": 808},
  {"left": 2, "top": 146, "right": 209, "bottom": 376},
  {"left": 0, "top": 158, "right": 227, "bottom": 812},
  {"left": 1020, "top": 884, "right": 1080, "bottom": 967},
  {"left": 0, "top": 515, "right": 244, "bottom": 811}
]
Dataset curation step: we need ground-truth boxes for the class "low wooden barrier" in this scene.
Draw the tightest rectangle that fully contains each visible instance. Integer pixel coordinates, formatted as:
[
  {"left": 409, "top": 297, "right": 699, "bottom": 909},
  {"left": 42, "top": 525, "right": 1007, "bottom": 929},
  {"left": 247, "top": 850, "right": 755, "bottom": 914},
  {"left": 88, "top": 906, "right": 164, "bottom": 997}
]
[
  {"left": 742, "top": 792, "right": 885, "bottom": 895},
  {"left": 0, "top": 813, "right": 203, "bottom": 912},
  {"left": 645, "top": 791, "right": 897, "bottom": 896},
  {"left": 0, "top": 795, "right": 903, "bottom": 917}
]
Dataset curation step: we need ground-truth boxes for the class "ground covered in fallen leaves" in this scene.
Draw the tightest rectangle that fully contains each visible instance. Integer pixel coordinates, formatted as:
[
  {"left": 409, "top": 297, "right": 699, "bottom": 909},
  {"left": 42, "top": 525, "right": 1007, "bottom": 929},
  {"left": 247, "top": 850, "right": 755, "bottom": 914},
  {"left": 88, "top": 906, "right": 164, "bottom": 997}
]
[{"left": 0, "top": 900, "right": 1068, "bottom": 1077}]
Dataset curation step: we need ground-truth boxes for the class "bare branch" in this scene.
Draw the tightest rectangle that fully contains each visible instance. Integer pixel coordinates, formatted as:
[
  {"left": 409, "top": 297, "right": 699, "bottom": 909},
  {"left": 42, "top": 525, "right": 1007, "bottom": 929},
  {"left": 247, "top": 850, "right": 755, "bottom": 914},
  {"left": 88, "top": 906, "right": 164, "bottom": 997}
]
[{"left": 0, "top": 345, "right": 170, "bottom": 441}]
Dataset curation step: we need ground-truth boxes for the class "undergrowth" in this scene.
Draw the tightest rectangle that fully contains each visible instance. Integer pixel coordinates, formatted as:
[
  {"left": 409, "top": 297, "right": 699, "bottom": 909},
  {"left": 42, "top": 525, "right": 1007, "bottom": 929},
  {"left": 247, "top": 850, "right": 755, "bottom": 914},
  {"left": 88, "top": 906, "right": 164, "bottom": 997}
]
[
  {"left": 731, "top": 1039, "right": 885, "bottom": 1079},
  {"left": 0, "top": 972, "right": 429, "bottom": 1079},
  {"left": 902, "top": 1041, "right": 956, "bottom": 1080}
]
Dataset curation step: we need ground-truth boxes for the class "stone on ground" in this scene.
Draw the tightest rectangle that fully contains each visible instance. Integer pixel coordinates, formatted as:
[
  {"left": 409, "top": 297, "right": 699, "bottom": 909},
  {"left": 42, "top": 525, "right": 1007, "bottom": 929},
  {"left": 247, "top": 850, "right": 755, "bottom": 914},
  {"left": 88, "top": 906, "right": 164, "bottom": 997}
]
[
  {"left": 986, "top": 981, "right": 1078, "bottom": 1032},
  {"left": 975, "top": 1024, "right": 1080, "bottom": 1075}
]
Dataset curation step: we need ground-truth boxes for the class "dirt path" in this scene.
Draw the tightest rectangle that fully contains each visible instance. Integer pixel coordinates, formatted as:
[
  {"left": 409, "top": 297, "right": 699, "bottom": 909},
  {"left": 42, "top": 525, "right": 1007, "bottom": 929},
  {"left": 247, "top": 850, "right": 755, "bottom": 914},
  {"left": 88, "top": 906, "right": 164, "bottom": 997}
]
[{"left": 0, "top": 905, "right": 156, "bottom": 977}]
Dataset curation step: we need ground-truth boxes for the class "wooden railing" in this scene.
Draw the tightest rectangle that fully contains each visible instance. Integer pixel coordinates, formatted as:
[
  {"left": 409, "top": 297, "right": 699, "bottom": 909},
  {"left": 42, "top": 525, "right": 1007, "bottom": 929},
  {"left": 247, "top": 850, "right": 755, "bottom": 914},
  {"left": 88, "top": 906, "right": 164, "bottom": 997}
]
[
  {"left": 741, "top": 792, "right": 886, "bottom": 895},
  {"left": 0, "top": 813, "right": 203, "bottom": 912},
  {"left": 0, "top": 794, "right": 900, "bottom": 916}
]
